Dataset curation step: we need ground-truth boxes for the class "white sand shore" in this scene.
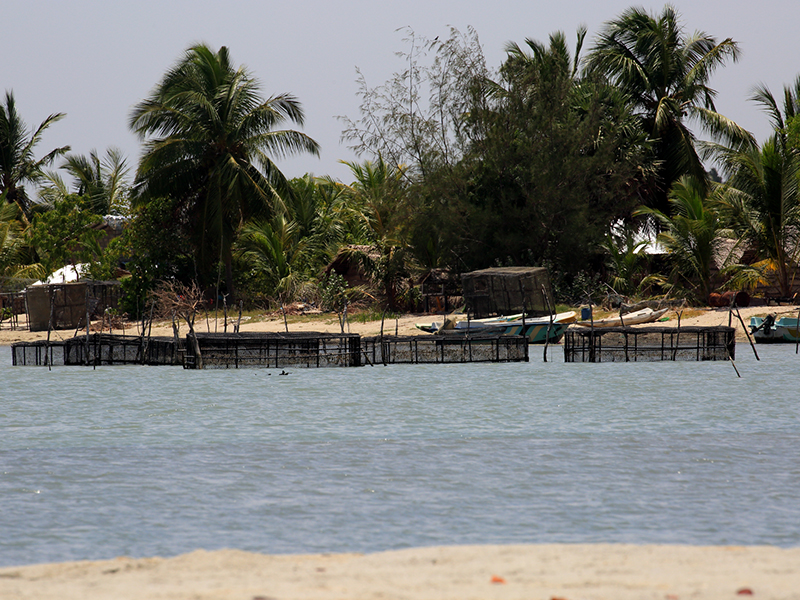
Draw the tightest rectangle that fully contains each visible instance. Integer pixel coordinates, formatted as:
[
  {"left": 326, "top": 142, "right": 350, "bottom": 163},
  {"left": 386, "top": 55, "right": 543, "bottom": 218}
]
[{"left": 1, "top": 544, "right": 798, "bottom": 599}]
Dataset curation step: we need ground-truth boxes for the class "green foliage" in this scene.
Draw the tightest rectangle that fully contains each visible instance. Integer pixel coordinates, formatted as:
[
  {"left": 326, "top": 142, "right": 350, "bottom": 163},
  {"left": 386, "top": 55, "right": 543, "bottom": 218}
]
[
  {"left": 29, "top": 194, "right": 104, "bottom": 277},
  {"left": 548, "top": 266, "right": 605, "bottom": 306},
  {"left": 318, "top": 271, "right": 349, "bottom": 313},
  {"left": 585, "top": 5, "right": 752, "bottom": 215},
  {"left": 57, "top": 148, "right": 131, "bottom": 215},
  {"left": 340, "top": 26, "right": 490, "bottom": 178},
  {"left": 450, "top": 29, "right": 651, "bottom": 274},
  {"left": 130, "top": 44, "right": 319, "bottom": 295},
  {"left": 706, "top": 76, "right": 800, "bottom": 297},
  {"left": 601, "top": 226, "right": 650, "bottom": 297},
  {"left": 0, "top": 202, "right": 44, "bottom": 279},
  {"left": 636, "top": 176, "right": 725, "bottom": 302},
  {"left": 0, "top": 91, "right": 69, "bottom": 223},
  {"left": 111, "top": 196, "right": 194, "bottom": 317}
]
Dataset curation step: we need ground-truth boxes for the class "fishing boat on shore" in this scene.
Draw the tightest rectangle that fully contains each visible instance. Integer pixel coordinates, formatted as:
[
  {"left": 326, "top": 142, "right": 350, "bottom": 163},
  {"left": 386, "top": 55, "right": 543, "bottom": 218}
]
[
  {"left": 573, "top": 307, "right": 669, "bottom": 328},
  {"left": 749, "top": 314, "right": 800, "bottom": 343},
  {"left": 416, "top": 311, "right": 577, "bottom": 343}
]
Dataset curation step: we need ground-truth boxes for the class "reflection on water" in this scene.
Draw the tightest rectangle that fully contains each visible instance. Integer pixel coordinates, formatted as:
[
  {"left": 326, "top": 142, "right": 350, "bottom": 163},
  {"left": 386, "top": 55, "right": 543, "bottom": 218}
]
[{"left": 1, "top": 344, "right": 799, "bottom": 566}]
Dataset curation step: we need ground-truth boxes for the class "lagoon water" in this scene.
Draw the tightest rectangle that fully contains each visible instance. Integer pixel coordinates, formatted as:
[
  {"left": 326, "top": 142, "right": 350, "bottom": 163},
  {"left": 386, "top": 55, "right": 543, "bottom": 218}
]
[{"left": 1, "top": 343, "right": 799, "bottom": 566}]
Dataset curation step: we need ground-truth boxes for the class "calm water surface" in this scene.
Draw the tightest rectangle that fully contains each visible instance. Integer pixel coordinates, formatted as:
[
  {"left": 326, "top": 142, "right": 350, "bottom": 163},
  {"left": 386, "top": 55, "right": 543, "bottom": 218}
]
[{"left": 1, "top": 343, "right": 799, "bottom": 566}]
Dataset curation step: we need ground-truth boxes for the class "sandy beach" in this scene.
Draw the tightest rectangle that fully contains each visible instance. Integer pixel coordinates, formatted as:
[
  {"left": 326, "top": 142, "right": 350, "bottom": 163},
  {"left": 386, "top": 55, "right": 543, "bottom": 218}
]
[
  {"left": 1, "top": 544, "right": 799, "bottom": 599},
  {"left": 1, "top": 305, "right": 797, "bottom": 346}
]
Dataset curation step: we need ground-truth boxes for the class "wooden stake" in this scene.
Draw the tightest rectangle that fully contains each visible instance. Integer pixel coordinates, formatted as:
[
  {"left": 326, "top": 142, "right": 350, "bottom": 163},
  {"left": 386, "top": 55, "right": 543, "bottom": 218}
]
[
  {"left": 728, "top": 349, "right": 741, "bottom": 378},
  {"left": 734, "top": 308, "right": 759, "bottom": 361},
  {"left": 795, "top": 307, "right": 800, "bottom": 355}
]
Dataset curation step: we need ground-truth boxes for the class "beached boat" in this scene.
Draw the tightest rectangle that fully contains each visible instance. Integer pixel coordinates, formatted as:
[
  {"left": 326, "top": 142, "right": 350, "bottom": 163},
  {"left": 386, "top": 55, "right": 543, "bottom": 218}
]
[
  {"left": 573, "top": 307, "right": 669, "bottom": 328},
  {"left": 416, "top": 311, "right": 577, "bottom": 343},
  {"left": 414, "top": 313, "right": 523, "bottom": 333},
  {"left": 749, "top": 314, "right": 800, "bottom": 343}
]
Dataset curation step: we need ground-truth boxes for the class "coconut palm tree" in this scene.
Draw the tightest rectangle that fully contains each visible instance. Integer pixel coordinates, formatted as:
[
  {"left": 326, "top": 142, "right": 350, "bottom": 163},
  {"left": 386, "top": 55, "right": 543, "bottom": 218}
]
[
  {"left": 636, "top": 176, "right": 725, "bottom": 302},
  {"left": 706, "top": 76, "right": 800, "bottom": 297},
  {"left": 586, "top": 5, "right": 752, "bottom": 214},
  {"left": 0, "top": 91, "right": 69, "bottom": 223},
  {"left": 61, "top": 147, "right": 131, "bottom": 215},
  {"left": 129, "top": 44, "right": 319, "bottom": 296},
  {"left": 339, "top": 158, "right": 413, "bottom": 309},
  {"left": 0, "top": 202, "right": 44, "bottom": 280},
  {"left": 38, "top": 147, "right": 131, "bottom": 216}
]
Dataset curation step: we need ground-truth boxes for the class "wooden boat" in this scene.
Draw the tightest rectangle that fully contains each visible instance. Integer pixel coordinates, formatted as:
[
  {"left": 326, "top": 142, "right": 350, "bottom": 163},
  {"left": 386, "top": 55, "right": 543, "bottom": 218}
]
[
  {"left": 749, "top": 314, "right": 800, "bottom": 343},
  {"left": 414, "top": 313, "right": 524, "bottom": 333},
  {"left": 417, "top": 311, "right": 577, "bottom": 343},
  {"left": 574, "top": 307, "right": 669, "bottom": 328}
]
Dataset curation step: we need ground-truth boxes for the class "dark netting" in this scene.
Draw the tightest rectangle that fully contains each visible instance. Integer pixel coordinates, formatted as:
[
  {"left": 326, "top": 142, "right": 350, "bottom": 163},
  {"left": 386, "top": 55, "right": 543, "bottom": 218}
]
[
  {"left": 461, "top": 267, "right": 553, "bottom": 318},
  {"left": 185, "top": 332, "right": 362, "bottom": 369},
  {"left": 563, "top": 326, "right": 736, "bottom": 362},
  {"left": 361, "top": 335, "right": 529, "bottom": 364},
  {"left": 12, "top": 335, "right": 181, "bottom": 366}
]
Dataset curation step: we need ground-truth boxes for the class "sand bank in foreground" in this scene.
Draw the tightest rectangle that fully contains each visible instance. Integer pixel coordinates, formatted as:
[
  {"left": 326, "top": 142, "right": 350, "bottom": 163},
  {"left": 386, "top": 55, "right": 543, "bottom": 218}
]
[{"left": 1, "top": 544, "right": 798, "bottom": 600}]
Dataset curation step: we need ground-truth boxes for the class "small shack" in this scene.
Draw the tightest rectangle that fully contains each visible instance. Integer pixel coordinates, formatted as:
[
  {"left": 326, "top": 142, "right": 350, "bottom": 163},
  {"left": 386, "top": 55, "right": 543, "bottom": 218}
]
[
  {"left": 461, "top": 267, "right": 553, "bottom": 319},
  {"left": 25, "top": 281, "right": 122, "bottom": 332}
]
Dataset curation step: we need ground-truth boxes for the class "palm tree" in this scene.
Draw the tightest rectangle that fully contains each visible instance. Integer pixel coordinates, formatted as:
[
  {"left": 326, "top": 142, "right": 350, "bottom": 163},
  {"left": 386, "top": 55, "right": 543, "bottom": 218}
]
[
  {"left": 234, "top": 176, "right": 355, "bottom": 302},
  {"left": 0, "top": 91, "right": 69, "bottom": 223},
  {"left": 601, "top": 226, "right": 650, "bottom": 297},
  {"left": 0, "top": 202, "right": 44, "bottom": 280},
  {"left": 129, "top": 44, "right": 319, "bottom": 296},
  {"left": 636, "top": 176, "right": 725, "bottom": 302},
  {"left": 586, "top": 5, "right": 752, "bottom": 213},
  {"left": 61, "top": 148, "right": 131, "bottom": 215},
  {"left": 707, "top": 76, "right": 800, "bottom": 298},
  {"left": 38, "top": 147, "right": 131, "bottom": 216},
  {"left": 339, "top": 158, "right": 413, "bottom": 309}
]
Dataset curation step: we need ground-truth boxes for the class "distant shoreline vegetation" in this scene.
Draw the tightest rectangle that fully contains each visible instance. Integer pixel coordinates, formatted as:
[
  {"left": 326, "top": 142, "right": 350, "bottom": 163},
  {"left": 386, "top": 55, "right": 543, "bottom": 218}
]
[{"left": 2, "top": 6, "right": 799, "bottom": 317}]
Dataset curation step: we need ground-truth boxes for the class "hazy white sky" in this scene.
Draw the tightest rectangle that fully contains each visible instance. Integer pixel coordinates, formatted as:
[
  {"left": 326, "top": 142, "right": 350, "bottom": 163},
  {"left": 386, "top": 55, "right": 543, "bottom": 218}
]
[{"left": 4, "top": 1, "right": 797, "bottom": 184}]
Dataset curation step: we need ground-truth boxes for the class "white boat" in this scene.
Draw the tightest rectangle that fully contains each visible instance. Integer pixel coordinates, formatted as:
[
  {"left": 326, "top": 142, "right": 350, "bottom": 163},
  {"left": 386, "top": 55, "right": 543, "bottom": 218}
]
[
  {"left": 417, "top": 311, "right": 578, "bottom": 343},
  {"left": 574, "top": 307, "right": 669, "bottom": 328},
  {"left": 749, "top": 314, "right": 800, "bottom": 343}
]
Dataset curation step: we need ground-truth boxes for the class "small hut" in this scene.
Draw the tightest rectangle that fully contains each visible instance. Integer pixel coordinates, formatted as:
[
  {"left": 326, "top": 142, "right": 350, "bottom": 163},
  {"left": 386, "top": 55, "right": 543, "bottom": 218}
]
[
  {"left": 461, "top": 267, "right": 554, "bottom": 318},
  {"left": 25, "top": 280, "right": 122, "bottom": 332},
  {"left": 324, "top": 245, "right": 379, "bottom": 289}
]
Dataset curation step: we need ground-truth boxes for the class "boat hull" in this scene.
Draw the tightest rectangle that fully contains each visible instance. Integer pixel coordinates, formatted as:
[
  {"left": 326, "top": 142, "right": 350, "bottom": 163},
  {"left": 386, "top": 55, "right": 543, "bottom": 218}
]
[
  {"left": 574, "top": 307, "right": 668, "bottom": 328},
  {"left": 749, "top": 316, "right": 800, "bottom": 343},
  {"left": 435, "top": 321, "right": 567, "bottom": 343}
]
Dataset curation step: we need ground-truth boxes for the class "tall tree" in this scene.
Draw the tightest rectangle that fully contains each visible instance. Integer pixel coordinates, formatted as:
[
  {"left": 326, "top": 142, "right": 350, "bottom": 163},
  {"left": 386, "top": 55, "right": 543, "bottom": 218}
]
[
  {"left": 454, "top": 29, "right": 651, "bottom": 274},
  {"left": 129, "top": 44, "right": 319, "bottom": 296},
  {"left": 39, "top": 147, "right": 131, "bottom": 216},
  {"left": 585, "top": 5, "right": 752, "bottom": 213},
  {"left": 636, "top": 176, "right": 725, "bottom": 302},
  {"left": 0, "top": 91, "right": 69, "bottom": 223},
  {"left": 61, "top": 147, "right": 131, "bottom": 215},
  {"left": 340, "top": 158, "right": 413, "bottom": 309},
  {"left": 707, "top": 76, "right": 800, "bottom": 298}
]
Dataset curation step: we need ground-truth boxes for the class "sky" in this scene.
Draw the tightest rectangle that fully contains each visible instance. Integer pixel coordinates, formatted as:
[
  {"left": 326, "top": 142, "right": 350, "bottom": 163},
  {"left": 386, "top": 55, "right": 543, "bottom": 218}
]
[{"left": 4, "top": 0, "right": 798, "bottom": 186}]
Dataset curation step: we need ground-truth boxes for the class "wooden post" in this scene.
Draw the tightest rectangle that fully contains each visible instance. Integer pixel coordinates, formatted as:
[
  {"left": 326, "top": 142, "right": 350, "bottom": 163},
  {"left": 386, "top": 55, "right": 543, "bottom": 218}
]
[
  {"left": 540, "top": 285, "right": 552, "bottom": 363},
  {"left": 795, "top": 307, "right": 800, "bottom": 354},
  {"left": 727, "top": 348, "right": 742, "bottom": 378},
  {"left": 45, "top": 287, "right": 55, "bottom": 371},
  {"left": 380, "top": 308, "right": 387, "bottom": 365},
  {"left": 172, "top": 309, "right": 179, "bottom": 364},
  {"left": 734, "top": 308, "right": 759, "bottom": 361},
  {"left": 672, "top": 310, "right": 682, "bottom": 361},
  {"left": 85, "top": 284, "right": 91, "bottom": 367}
]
